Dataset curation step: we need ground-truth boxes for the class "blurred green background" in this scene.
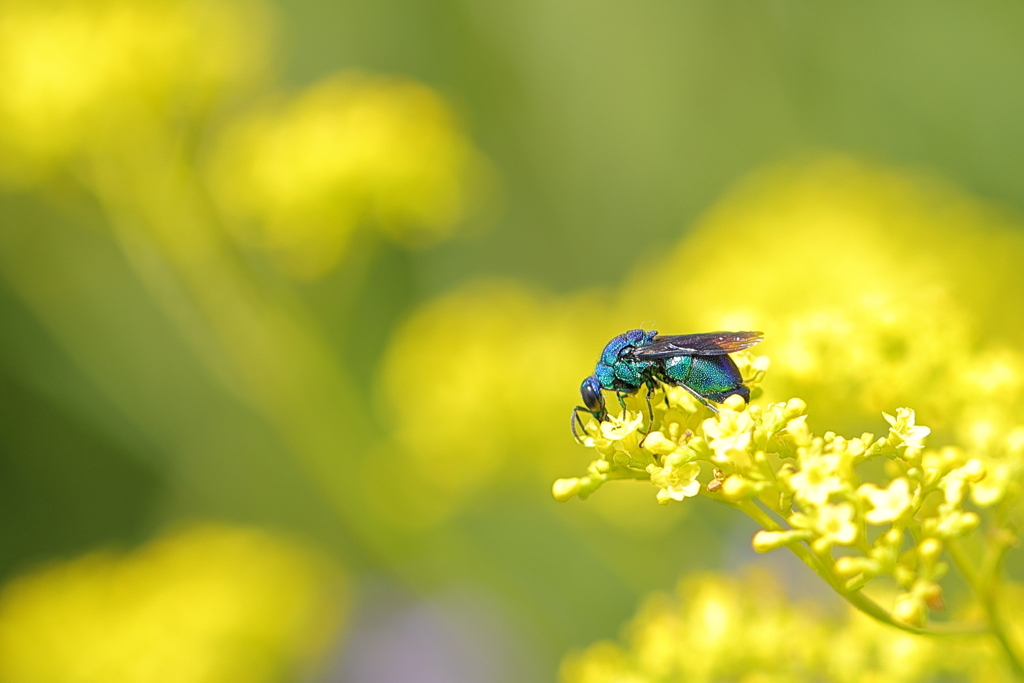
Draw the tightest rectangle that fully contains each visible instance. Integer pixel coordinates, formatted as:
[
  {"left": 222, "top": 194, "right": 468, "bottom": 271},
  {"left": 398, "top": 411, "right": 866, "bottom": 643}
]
[{"left": 2, "top": 1, "right": 1024, "bottom": 681}]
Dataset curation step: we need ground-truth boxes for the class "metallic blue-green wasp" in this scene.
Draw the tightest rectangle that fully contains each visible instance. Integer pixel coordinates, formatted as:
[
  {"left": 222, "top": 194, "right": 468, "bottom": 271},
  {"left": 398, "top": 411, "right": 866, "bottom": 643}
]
[{"left": 571, "top": 330, "right": 763, "bottom": 442}]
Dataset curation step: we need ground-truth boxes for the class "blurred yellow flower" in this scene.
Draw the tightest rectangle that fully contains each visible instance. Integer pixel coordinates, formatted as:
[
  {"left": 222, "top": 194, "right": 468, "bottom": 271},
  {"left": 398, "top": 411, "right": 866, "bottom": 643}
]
[
  {"left": 374, "top": 282, "right": 614, "bottom": 524},
  {"left": 0, "top": 524, "right": 344, "bottom": 683},
  {"left": 796, "top": 502, "right": 859, "bottom": 552},
  {"left": 379, "top": 156, "right": 1024, "bottom": 534},
  {"left": 560, "top": 572, "right": 1017, "bottom": 683},
  {"left": 207, "top": 73, "right": 487, "bottom": 277},
  {"left": 0, "top": 0, "right": 270, "bottom": 182},
  {"left": 622, "top": 157, "right": 1024, "bottom": 443},
  {"left": 859, "top": 478, "right": 914, "bottom": 524},
  {"left": 883, "top": 408, "right": 932, "bottom": 460}
]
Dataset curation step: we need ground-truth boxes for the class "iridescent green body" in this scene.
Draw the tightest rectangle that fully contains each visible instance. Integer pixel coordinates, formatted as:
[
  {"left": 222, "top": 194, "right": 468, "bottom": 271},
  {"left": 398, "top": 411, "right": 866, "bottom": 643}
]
[
  {"left": 572, "top": 329, "right": 763, "bottom": 441},
  {"left": 660, "top": 354, "right": 749, "bottom": 403}
]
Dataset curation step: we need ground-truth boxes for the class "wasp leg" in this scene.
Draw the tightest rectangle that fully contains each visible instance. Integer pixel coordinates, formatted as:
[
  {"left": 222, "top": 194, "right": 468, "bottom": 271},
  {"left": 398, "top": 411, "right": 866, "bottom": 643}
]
[
  {"left": 571, "top": 406, "right": 595, "bottom": 444},
  {"left": 644, "top": 382, "right": 656, "bottom": 424},
  {"left": 633, "top": 384, "right": 659, "bottom": 450},
  {"left": 677, "top": 383, "right": 720, "bottom": 414}
]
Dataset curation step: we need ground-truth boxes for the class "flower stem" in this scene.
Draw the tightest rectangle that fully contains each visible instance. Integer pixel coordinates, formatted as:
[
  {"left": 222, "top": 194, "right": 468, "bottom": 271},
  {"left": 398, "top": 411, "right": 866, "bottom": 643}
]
[
  {"left": 947, "top": 538, "right": 1024, "bottom": 679},
  {"left": 732, "top": 499, "right": 987, "bottom": 637}
]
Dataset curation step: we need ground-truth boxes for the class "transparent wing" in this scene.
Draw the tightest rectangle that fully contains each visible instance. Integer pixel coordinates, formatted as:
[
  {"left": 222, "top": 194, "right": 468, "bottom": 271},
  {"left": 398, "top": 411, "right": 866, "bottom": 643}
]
[{"left": 631, "top": 331, "right": 763, "bottom": 359}]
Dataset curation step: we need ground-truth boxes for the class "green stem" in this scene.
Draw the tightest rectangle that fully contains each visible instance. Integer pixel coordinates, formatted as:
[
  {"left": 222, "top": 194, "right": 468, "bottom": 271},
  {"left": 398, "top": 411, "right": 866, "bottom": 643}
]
[
  {"left": 605, "top": 468, "right": 653, "bottom": 482},
  {"left": 732, "top": 499, "right": 987, "bottom": 637},
  {"left": 947, "top": 538, "right": 1024, "bottom": 679}
]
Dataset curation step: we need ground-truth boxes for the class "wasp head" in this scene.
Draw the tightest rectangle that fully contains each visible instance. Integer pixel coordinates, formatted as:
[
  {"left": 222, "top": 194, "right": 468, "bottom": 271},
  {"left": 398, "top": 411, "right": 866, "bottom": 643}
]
[{"left": 580, "top": 376, "right": 606, "bottom": 420}]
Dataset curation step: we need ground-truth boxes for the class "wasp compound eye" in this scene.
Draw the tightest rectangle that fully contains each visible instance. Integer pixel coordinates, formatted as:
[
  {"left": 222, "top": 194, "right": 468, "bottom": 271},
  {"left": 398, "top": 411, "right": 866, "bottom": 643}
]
[{"left": 580, "top": 377, "right": 605, "bottom": 414}]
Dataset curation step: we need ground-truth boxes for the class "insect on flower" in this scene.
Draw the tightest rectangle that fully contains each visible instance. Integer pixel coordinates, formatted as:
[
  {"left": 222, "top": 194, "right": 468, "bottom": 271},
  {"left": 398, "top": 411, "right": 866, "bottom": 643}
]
[{"left": 571, "top": 330, "right": 764, "bottom": 442}]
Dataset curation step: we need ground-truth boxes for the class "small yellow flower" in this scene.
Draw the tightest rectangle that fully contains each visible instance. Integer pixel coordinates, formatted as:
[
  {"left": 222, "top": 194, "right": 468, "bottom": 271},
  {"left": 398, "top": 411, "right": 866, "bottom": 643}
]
[
  {"left": 859, "top": 478, "right": 914, "bottom": 524},
  {"left": 938, "top": 461, "right": 983, "bottom": 507},
  {"left": 928, "top": 506, "right": 981, "bottom": 538},
  {"left": 923, "top": 467, "right": 983, "bottom": 538},
  {"left": 791, "top": 503, "right": 859, "bottom": 552},
  {"left": 702, "top": 408, "right": 754, "bottom": 465},
  {"left": 815, "top": 503, "right": 859, "bottom": 550},
  {"left": 788, "top": 454, "right": 845, "bottom": 506},
  {"left": 641, "top": 431, "right": 681, "bottom": 456},
  {"left": 601, "top": 411, "right": 645, "bottom": 442},
  {"left": 970, "top": 462, "right": 1009, "bottom": 506},
  {"left": 883, "top": 408, "right": 931, "bottom": 458},
  {"left": 649, "top": 461, "right": 701, "bottom": 505}
]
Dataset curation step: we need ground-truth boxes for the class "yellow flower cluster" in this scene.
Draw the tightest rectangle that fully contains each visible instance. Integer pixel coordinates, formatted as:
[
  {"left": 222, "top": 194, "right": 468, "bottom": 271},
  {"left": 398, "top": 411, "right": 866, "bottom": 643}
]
[
  {"left": 0, "top": 0, "right": 485, "bottom": 277},
  {"left": 0, "top": 0, "right": 270, "bottom": 182},
  {"left": 552, "top": 353, "right": 766, "bottom": 505},
  {"left": 207, "top": 73, "right": 486, "bottom": 277},
  {"left": 555, "top": 354, "right": 1018, "bottom": 627},
  {"left": 378, "top": 158, "right": 1024, "bottom": 529},
  {"left": 0, "top": 524, "right": 344, "bottom": 683},
  {"left": 560, "top": 573, "right": 1017, "bottom": 683},
  {"left": 540, "top": 161, "right": 1024, "bottom": 666},
  {"left": 621, "top": 158, "right": 1024, "bottom": 446}
]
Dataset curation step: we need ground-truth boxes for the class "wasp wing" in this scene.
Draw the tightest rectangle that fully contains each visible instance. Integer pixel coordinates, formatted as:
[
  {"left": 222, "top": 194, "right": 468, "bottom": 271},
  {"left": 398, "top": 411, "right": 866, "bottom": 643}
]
[{"left": 631, "top": 331, "right": 763, "bottom": 359}]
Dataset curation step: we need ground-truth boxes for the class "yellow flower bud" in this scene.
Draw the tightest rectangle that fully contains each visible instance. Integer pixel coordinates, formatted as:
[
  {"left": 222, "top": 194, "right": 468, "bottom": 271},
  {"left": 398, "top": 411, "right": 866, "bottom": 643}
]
[
  {"left": 961, "top": 458, "right": 985, "bottom": 482},
  {"left": 751, "top": 530, "right": 811, "bottom": 553},
  {"left": 893, "top": 594, "right": 927, "bottom": 627},
  {"left": 833, "top": 556, "right": 857, "bottom": 577},
  {"left": 784, "top": 398, "right": 807, "bottom": 419},
  {"left": 786, "top": 415, "right": 810, "bottom": 444},
  {"left": 723, "top": 394, "right": 747, "bottom": 411},
  {"left": 641, "top": 431, "right": 679, "bottom": 455},
  {"left": 721, "top": 475, "right": 752, "bottom": 501},
  {"left": 552, "top": 478, "right": 582, "bottom": 502},
  {"left": 834, "top": 556, "right": 880, "bottom": 578},
  {"left": 917, "top": 538, "right": 943, "bottom": 563}
]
